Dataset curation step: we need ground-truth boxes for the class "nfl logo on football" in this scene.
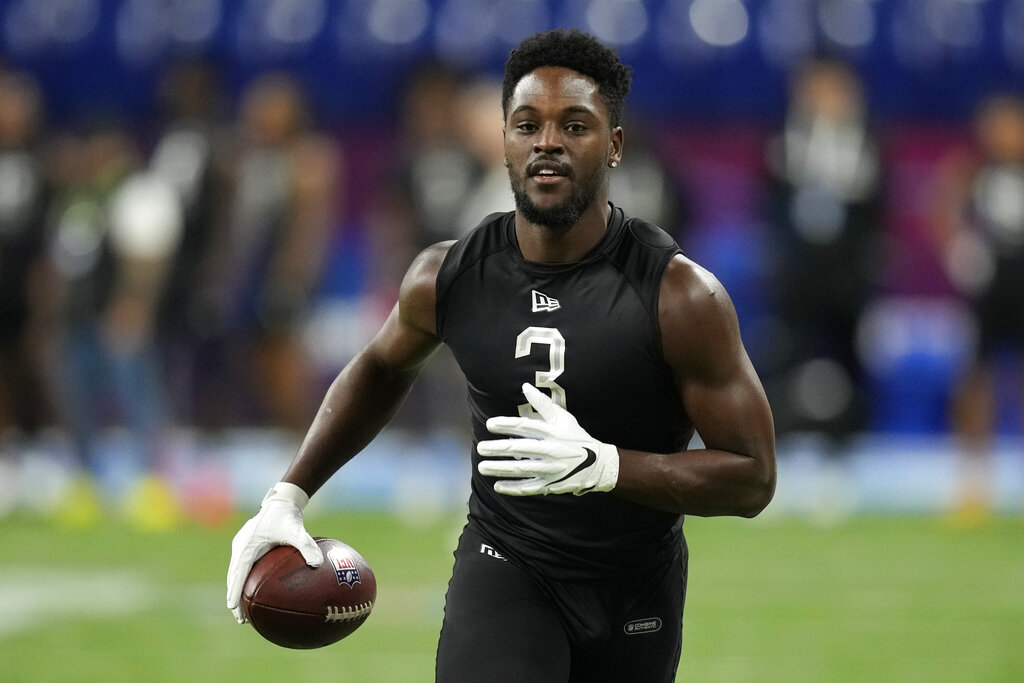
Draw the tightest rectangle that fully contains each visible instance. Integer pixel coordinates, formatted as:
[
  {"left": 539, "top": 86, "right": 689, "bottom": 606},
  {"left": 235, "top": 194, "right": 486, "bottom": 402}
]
[{"left": 328, "top": 547, "right": 361, "bottom": 587}]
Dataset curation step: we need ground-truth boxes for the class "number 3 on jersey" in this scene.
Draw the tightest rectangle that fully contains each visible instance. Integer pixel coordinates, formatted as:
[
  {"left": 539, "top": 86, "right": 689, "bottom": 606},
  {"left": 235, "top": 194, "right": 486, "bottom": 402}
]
[{"left": 515, "top": 326, "right": 566, "bottom": 416}]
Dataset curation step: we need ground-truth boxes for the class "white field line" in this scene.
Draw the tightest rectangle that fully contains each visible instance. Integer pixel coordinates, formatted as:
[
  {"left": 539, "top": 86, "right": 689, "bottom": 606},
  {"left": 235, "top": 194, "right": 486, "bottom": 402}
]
[
  {"left": 0, "top": 567, "right": 446, "bottom": 640},
  {"left": 0, "top": 569, "right": 158, "bottom": 638}
]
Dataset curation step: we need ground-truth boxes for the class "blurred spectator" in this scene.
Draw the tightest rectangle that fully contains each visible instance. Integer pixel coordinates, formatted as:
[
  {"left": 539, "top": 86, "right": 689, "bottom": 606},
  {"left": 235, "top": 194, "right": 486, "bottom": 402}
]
[
  {"left": 929, "top": 93, "right": 1024, "bottom": 521},
  {"left": 146, "top": 58, "right": 231, "bottom": 426},
  {"left": 208, "top": 72, "right": 342, "bottom": 431},
  {"left": 762, "top": 56, "right": 884, "bottom": 442},
  {"left": 608, "top": 115, "right": 689, "bottom": 243},
  {"left": 454, "top": 77, "right": 514, "bottom": 232},
  {"left": 429, "top": 77, "right": 512, "bottom": 438},
  {"left": 0, "top": 71, "right": 53, "bottom": 443},
  {"left": 360, "top": 66, "right": 487, "bottom": 438},
  {"left": 44, "top": 119, "right": 183, "bottom": 527},
  {"left": 370, "top": 63, "right": 483, "bottom": 297},
  {"left": 368, "top": 70, "right": 508, "bottom": 438}
]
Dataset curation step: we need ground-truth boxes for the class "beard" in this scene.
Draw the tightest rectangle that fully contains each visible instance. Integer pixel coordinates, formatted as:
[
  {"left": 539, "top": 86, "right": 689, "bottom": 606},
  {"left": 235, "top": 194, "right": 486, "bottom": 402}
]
[{"left": 509, "top": 164, "right": 604, "bottom": 232}]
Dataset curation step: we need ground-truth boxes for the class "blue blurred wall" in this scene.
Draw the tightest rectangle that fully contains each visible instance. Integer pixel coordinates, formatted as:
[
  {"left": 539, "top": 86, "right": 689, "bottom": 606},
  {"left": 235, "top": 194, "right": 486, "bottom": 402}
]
[{"left": 2, "top": 0, "right": 1022, "bottom": 126}]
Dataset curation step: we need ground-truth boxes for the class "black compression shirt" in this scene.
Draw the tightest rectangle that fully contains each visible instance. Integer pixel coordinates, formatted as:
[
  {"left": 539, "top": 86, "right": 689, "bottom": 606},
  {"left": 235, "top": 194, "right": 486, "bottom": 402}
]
[{"left": 436, "top": 204, "right": 691, "bottom": 580}]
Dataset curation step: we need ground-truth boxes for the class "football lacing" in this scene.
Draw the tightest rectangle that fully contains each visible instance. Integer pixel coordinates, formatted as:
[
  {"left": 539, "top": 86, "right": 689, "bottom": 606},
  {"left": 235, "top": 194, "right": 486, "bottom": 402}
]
[{"left": 324, "top": 601, "right": 374, "bottom": 623}]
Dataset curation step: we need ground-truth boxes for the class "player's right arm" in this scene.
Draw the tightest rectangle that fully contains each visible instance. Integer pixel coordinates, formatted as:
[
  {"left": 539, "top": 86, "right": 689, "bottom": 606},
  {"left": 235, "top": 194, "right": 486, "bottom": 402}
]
[
  {"left": 227, "top": 241, "right": 452, "bottom": 622},
  {"left": 280, "top": 240, "right": 452, "bottom": 496}
]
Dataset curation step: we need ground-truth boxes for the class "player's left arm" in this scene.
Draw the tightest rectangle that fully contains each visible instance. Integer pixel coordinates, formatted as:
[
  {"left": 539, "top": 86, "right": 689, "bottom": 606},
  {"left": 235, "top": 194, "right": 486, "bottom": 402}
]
[
  {"left": 614, "top": 254, "right": 776, "bottom": 517},
  {"left": 477, "top": 254, "right": 776, "bottom": 515}
]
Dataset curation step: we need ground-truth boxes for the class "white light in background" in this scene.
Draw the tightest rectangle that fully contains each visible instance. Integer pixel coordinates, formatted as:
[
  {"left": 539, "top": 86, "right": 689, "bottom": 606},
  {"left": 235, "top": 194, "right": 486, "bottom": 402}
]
[
  {"left": 117, "top": 0, "right": 168, "bottom": 63},
  {"left": 892, "top": 0, "right": 984, "bottom": 68},
  {"left": 689, "top": 0, "right": 749, "bottom": 48},
  {"left": 856, "top": 298, "right": 976, "bottom": 376},
  {"left": 236, "top": 0, "right": 326, "bottom": 58},
  {"left": 494, "top": 0, "right": 550, "bottom": 47},
  {"left": 585, "top": 0, "right": 649, "bottom": 46},
  {"left": 789, "top": 357, "right": 854, "bottom": 423},
  {"left": 367, "top": 0, "right": 430, "bottom": 45},
  {"left": 169, "top": 0, "right": 222, "bottom": 45},
  {"left": 818, "top": 0, "right": 876, "bottom": 49},
  {"left": 40, "top": 0, "right": 100, "bottom": 44},
  {"left": 925, "top": 0, "right": 983, "bottom": 49},
  {"left": 263, "top": 0, "right": 326, "bottom": 45},
  {"left": 109, "top": 172, "right": 184, "bottom": 261},
  {"left": 1004, "top": 0, "right": 1024, "bottom": 71},
  {"left": 3, "top": 0, "right": 100, "bottom": 54},
  {"left": 435, "top": 0, "right": 498, "bottom": 65},
  {"left": 116, "top": 0, "right": 222, "bottom": 64},
  {"left": 891, "top": 0, "right": 942, "bottom": 68},
  {"left": 758, "top": 0, "right": 816, "bottom": 68},
  {"left": 656, "top": 0, "right": 715, "bottom": 65}
]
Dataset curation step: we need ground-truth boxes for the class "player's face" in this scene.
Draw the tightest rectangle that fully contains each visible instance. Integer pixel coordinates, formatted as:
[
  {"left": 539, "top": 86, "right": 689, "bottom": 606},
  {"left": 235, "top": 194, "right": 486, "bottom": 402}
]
[{"left": 504, "top": 66, "right": 622, "bottom": 230}]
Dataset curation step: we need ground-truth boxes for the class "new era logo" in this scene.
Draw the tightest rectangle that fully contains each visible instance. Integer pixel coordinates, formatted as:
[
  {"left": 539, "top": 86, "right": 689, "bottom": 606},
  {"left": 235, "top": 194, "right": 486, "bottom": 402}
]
[
  {"left": 532, "top": 290, "right": 560, "bottom": 312},
  {"left": 479, "top": 543, "right": 507, "bottom": 561}
]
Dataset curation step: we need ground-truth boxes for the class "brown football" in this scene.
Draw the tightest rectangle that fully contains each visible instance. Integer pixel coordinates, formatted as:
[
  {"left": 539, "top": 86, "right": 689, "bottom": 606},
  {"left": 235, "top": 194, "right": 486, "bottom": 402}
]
[{"left": 241, "top": 537, "right": 376, "bottom": 649}]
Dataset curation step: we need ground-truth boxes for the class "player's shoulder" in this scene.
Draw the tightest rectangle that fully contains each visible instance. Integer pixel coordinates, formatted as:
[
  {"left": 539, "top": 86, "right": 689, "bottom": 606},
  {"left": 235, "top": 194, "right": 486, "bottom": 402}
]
[
  {"left": 659, "top": 254, "right": 739, "bottom": 339},
  {"left": 403, "top": 240, "right": 457, "bottom": 297},
  {"left": 621, "top": 213, "right": 680, "bottom": 251},
  {"left": 658, "top": 254, "right": 753, "bottom": 386},
  {"left": 396, "top": 240, "right": 457, "bottom": 338},
  {"left": 437, "top": 211, "right": 515, "bottom": 283},
  {"left": 603, "top": 209, "right": 681, "bottom": 278},
  {"left": 446, "top": 211, "right": 514, "bottom": 260},
  {"left": 661, "top": 254, "right": 726, "bottom": 299},
  {"left": 657, "top": 253, "right": 745, "bottom": 374},
  {"left": 401, "top": 209, "right": 513, "bottom": 310}
]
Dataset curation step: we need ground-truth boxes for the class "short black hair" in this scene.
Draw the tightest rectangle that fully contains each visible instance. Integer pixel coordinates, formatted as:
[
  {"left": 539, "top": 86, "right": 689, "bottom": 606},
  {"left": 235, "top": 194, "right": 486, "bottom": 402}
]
[{"left": 502, "top": 29, "right": 632, "bottom": 128}]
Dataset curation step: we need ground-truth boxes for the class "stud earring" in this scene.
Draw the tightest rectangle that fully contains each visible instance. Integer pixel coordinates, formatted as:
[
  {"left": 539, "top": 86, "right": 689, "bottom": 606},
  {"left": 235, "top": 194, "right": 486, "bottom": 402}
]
[
  {"left": 503, "top": 159, "right": 510, "bottom": 168},
  {"left": 610, "top": 161, "right": 618, "bottom": 168}
]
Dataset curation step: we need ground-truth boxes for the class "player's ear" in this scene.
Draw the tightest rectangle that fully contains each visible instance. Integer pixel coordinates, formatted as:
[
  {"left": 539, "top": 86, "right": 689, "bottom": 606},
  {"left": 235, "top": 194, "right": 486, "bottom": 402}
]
[{"left": 609, "top": 126, "right": 623, "bottom": 168}]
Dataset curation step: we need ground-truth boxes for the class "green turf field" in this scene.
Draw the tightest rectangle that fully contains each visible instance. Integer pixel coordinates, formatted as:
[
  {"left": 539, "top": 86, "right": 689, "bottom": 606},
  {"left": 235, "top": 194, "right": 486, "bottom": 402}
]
[{"left": 1, "top": 511, "right": 1021, "bottom": 682}]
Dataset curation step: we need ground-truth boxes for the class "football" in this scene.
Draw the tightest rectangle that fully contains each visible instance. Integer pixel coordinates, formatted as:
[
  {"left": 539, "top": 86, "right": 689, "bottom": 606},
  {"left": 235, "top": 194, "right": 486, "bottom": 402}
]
[{"left": 241, "top": 537, "right": 376, "bottom": 649}]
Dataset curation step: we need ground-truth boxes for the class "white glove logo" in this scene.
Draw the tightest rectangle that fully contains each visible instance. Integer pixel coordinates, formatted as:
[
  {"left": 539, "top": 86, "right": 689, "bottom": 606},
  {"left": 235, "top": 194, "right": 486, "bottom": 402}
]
[
  {"left": 552, "top": 447, "right": 597, "bottom": 489},
  {"left": 477, "top": 383, "right": 619, "bottom": 496}
]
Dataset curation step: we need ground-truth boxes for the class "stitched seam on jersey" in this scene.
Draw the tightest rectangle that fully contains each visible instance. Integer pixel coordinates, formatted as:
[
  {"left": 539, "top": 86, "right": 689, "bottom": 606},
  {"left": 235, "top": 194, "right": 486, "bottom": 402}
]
[
  {"left": 511, "top": 204, "right": 626, "bottom": 276},
  {"left": 435, "top": 213, "right": 515, "bottom": 338},
  {"left": 607, "top": 218, "right": 680, "bottom": 368}
]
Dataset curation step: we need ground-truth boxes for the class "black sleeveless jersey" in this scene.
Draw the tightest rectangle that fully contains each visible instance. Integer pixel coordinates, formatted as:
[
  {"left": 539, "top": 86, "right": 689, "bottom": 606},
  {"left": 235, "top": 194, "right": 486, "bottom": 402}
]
[{"left": 436, "top": 204, "right": 691, "bottom": 580}]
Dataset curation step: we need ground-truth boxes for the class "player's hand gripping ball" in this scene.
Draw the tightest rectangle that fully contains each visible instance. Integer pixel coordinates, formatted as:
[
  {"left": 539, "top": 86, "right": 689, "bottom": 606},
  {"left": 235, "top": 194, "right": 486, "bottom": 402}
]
[{"left": 241, "top": 538, "right": 376, "bottom": 649}]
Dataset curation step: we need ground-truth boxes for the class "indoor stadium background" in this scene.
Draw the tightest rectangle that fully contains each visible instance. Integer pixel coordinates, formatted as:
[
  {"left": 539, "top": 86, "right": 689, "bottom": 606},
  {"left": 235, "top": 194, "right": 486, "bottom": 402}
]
[{"left": 0, "top": 1, "right": 1022, "bottom": 681}]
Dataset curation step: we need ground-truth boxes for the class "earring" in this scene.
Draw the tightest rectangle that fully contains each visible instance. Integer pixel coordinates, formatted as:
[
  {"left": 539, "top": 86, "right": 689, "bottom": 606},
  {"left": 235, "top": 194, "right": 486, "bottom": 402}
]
[
  {"left": 503, "top": 159, "right": 510, "bottom": 168},
  {"left": 610, "top": 161, "right": 618, "bottom": 168}
]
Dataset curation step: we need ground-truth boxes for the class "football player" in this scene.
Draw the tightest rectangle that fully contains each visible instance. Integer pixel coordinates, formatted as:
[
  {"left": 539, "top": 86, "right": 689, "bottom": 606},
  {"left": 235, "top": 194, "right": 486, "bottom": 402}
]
[{"left": 227, "top": 29, "right": 776, "bottom": 682}]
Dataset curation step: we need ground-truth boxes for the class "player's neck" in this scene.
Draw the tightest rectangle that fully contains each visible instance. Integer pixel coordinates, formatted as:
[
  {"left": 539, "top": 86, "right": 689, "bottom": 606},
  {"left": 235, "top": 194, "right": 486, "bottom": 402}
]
[{"left": 515, "top": 200, "right": 612, "bottom": 264}]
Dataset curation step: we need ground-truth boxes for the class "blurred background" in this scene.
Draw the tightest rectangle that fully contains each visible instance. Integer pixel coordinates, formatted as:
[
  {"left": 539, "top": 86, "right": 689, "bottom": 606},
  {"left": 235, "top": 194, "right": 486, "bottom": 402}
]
[
  {"left": 0, "top": 1, "right": 1022, "bottom": 681},
  {"left": 1, "top": 0, "right": 1022, "bottom": 523}
]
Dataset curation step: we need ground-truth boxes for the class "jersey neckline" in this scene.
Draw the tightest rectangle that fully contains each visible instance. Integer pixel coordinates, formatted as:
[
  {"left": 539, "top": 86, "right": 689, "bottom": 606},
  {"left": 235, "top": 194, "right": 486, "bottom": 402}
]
[{"left": 504, "top": 203, "right": 627, "bottom": 274}]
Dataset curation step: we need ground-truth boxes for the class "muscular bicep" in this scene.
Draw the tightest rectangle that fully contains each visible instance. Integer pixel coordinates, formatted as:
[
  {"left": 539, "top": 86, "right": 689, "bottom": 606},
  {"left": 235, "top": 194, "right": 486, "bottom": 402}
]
[
  {"left": 660, "top": 256, "right": 775, "bottom": 461},
  {"left": 281, "top": 242, "right": 451, "bottom": 495}
]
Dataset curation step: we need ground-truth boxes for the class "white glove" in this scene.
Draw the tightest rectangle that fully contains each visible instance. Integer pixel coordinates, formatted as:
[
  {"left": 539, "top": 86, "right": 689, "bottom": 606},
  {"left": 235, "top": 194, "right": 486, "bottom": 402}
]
[
  {"left": 477, "top": 383, "right": 619, "bottom": 496},
  {"left": 226, "top": 481, "right": 323, "bottom": 624}
]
